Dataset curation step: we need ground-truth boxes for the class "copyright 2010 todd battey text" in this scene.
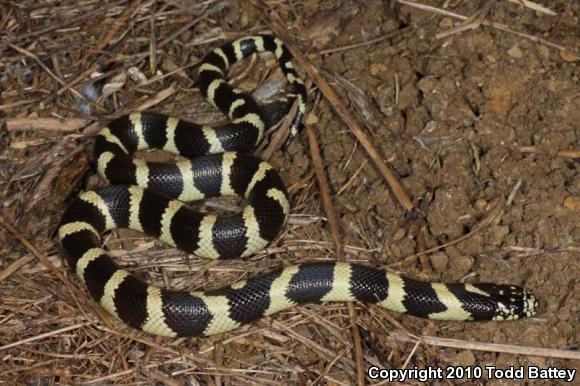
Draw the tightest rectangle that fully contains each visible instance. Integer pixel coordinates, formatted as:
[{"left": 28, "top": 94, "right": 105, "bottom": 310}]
[{"left": 366, "top": 365, "right": 577, "bottom": 383}]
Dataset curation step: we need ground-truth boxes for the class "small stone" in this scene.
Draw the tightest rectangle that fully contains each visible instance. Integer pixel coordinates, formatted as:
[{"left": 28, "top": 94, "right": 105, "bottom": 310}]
[
  {"left": 474, "top": 198, "right": 488, "bottom": 210},
  {"left": 438, "top": 17, "right": 454, "bottom": 29},
  {"left": 370, "top": 63, "right": 387, "bottom": 76},
  {"left": 430, "top": 252, "right": 449, "bottom": 273},
  {"left": 563, "top": 196, "right": 580, "bottom": 211},
  {"left": 489, "top": 225, "right": 510, "bottom": 246},
  {"left": 560, "top": 49, "right": 578, "bottom": 62},
  {"left": 452, "top": 255, "right": 475, "bottom": 278},
  {"left": 305, "top": 112, "right": 319, "bottom": 125},
  {"left": 392, "top": 228, "right": 406, "bottom": 241},
  {"left": 508, "top": 45, "right": 524, "bottom": 58}
]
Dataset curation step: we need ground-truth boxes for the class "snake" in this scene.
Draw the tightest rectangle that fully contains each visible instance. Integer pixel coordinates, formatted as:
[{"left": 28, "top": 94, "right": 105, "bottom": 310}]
[{"left": 58, "top": 35, "right": 539, "bottom": 337}]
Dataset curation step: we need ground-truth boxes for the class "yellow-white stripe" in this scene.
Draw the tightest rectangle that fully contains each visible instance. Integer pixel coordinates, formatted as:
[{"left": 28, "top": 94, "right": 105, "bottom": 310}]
[
  {"left": 213, "top": 48, "right": 229, "bottom": 68},
  {"left": 163, "top": 117, "right": 180, "bottom": 154},
  {"left": 99, "top": 127, "right": 129, "bottom": 154},
  {"left": 228, "top": 98, "right": 246, "bottom": 118},
  {"left": 58, "top": 221, "right": 99, "bottom": 240},
  {"left": 233, "top": 113, "right": 265, "bottom": 139},
  {"left": 79, "top": 191, "right": 115, "bottom": 230},
  {"left": 96, "top": 151, "right": 115, "bottom": 180},
  {"left": 220, "top": 152, "right": 237, "bottom": 196},
  {"left": 176, "top": 160, "right": 204, "bottom": 201},
  {"left": 264, "top": 265, "right": 300, "bottom": 315},
  {"left": 199, "top": 62, "right": 224, "bottom": 75},
  {"left": 100, "top": 269, "right": 130, "bottom": 318},
  {"left": 75, "top": 247, "right": 106, "bottom": 283},
  {"left": 465, "top": 284, "right": 490, "bottom": 297},
  {"left": 428, "top": 283, "right": 472, "bottom": 320},
  {"left": 141, "top": 286, "right": 177, "bottom": 337},
  {"left": 133, "top": 158, "right": 149, "bottom": 188},
  {"left": 159, "top": 199, "right": 183, "bottom": 247},
  {"left": 266, "top": 188, "right": 290, "bottom": 217},
  {"left": 194, "top": 215, "right": 220, "bottom": 259},
  {"left": 129, "top": 113, "right": 147, "bottom": 150},
  {"left": 230, "top": 280, "right": 248, "bottom": 290},
  {"left": 128, "top": 186, "right": 144, "bottom": 232},
  {"left": 202, "top": 126, "right": 224, "bottom": 153},
  {"left": 206, "top": 79, "right": 225, "bottom": 107},
  {"left": 253, "top": 36, "right": 265, "bottom": 52},
  {"left": 233, "top": 41, "right": 244, "bottom": 61},
  {"left": 241, "top": 205, "right": 270, "bottom": 256},
  {"left": 321, "top": 262, "right": 354, "bottom": 302},
  {"left": 377, "top": 273, "right": 407, "bottom": 314},
  {"left": 286, "top": 72, "right": 297, "bottom": 83},
  {"left": 274, "top": 37, "right": 284, "bottom": 59},
  {"left": 244, "top": 162, "right": 273, "bottom": 197},
  {"left": 193, "top": 292, "right": 241, "bottom": 336}
]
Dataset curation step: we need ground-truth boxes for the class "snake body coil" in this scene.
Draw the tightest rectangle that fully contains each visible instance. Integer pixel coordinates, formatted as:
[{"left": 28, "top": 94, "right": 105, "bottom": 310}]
[{"left": 59, "top": 35, "right": 538, "bottom": 337}]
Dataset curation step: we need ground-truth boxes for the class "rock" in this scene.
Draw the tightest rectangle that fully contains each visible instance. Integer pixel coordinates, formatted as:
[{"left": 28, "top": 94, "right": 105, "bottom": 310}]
[
  {"left": 507, "top": 45, "right": 524, "bottom": 58},
  {"left": 563, "top": 196, "right": 580, "bottom": 211},
  {"left": 392, "top": 228, "right": 406, "bottom": 241},
  {"left": 430, "top": 252, "right": 449, "bottom": 273}
]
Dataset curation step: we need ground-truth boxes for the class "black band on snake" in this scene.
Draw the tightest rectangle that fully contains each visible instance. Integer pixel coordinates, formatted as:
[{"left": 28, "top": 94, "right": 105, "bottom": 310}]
[{"left": 59, "top": 35, "right": 538, "bottom": 337}]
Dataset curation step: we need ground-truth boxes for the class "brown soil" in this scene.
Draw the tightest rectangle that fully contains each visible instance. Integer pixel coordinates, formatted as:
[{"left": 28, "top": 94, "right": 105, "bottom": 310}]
[{"left": 0, "top": 0, "right": 578, "bottom": 384}]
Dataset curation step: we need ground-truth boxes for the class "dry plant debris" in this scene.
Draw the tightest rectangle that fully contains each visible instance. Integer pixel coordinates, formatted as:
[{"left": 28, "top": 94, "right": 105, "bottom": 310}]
[{"left": 1, "top": 0, "right": 578, "bottom": 384}]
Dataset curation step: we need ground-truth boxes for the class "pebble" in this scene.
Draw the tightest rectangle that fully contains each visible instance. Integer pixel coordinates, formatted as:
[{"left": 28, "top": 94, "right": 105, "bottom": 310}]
[
  {"left": 508, "top": 45, "right": 524, "bottom": 58},
  {"left": 474, "top": 198, "right": 488, "bottom": 210},
  {"left": 563, "top": 196, "right": 580, "bottom": 211},
  {"left": 429, "top": 252, "right": 449, "bottom": 273},
  {"left": 392, "top": 228, "right": 406, "bottom": 241}
]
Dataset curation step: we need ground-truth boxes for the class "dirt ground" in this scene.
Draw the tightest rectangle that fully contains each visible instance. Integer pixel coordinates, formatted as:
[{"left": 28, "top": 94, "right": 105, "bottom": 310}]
[{"left": 0, "top": 0, "right": 578, "bottom": 385}]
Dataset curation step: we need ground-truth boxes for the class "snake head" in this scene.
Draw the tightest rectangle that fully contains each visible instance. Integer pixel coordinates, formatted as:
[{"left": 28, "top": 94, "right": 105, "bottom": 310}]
[{"left": 470, "top": 284, "right": 539, "bottom": 321}]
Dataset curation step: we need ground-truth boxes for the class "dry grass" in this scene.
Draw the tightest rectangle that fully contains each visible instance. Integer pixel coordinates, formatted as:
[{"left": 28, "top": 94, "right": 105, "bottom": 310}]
[{"left": 1, "top": 0, "right": 578, "bottom": 385}]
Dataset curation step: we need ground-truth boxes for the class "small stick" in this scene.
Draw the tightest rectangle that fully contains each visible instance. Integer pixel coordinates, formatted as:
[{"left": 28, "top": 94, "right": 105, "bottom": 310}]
[
  {"left": 507, "top": 0, "right": 556, "bottom": 16},
  {"left": 306, "top": 122, "right": 366, "bottom": 386},
  {"left": 107, "top": 86, "right": 176, "bottom": 118},
  {"left": 435, "top": 0, "right": 497, "bottom": 39},
  {"left": 390, "top": 332, "right": 580, "bottom": 360},
  {"left": 0, "top": 255, "right": 35, "bottom": 282},
  {"left": 518, "top": 146, "right": 580, "bottom": 159},
  {"left": 258, "top": 3, "right": 414, "bottom": 212},
  {"left": 397, "top": 0, "right": 579, "bottom": 59},
  {"left": 6, "top": 117, "right": 92, "bottom": 132},
  {"left": 0, "top": 323, "right": 89, "bottom": 352}
]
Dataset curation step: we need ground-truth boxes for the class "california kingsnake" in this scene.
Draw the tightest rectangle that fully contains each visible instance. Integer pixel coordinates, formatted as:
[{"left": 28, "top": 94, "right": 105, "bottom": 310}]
[{"left": 58, "top": 35, "right": 538, "bottom": 337}]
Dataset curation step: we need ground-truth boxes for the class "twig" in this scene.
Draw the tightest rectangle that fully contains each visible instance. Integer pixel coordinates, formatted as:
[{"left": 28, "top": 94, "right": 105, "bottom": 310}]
[
  {"left": 0, "top": 323, "right": 90, "bottom": 352},
  {"left": 6, "top": 117, "right": 92, "bottom": 132},
  {"left": 518, "top": 146, "right": 580, "bottom": 159},
  {"left": 306, "top": 122, "right": 365, "bottom": 385},
  {"left": 507, "top": 0, "right": 556, "bottom": 16},
  {"left": 397, "top": 0, "right": 580, "bottom": 60},
  {"left": 435, "top": 0, "right": 497, "bottom": 39},
  {"left": 0, "top": 255, "right": 35, "bottom": 282},
  {"left": 390, "top": 332, "right": 580, "bottom": 360},
  {"left": 504, "top": 245, "right": 580, "bottom": 257}
]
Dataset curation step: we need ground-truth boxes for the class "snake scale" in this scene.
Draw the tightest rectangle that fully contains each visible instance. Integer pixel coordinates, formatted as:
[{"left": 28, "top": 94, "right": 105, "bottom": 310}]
[{"left": 58, "top": 35, "right": 538, "bottom": 337}]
